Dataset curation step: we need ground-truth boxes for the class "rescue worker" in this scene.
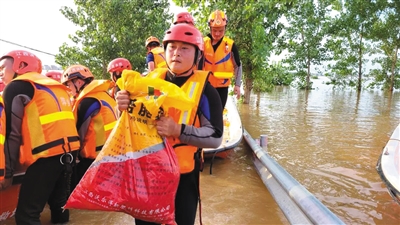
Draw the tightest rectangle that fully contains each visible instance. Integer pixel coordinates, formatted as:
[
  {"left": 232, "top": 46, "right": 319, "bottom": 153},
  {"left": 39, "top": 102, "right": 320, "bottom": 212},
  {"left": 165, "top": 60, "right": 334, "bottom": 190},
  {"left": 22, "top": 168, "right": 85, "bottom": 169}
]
[
  {"left": 116, "top": 23, "right": 224, "bottom": 225},
  {"left": 61, "top": 65, "right": 117, "bottom": 192},
  {"left": 145, "top": 36, "right": 167, "bottom": 72},
  {"left": 172, "top": 11, "right": 204, "bottom": 70},
  {"left": 107, "top": 57, "right": 132, "bottom": 98},
  {"left": 0, "top": 50, "right": 80, "bottom": 224},
  {"left": 45, "top": 71, "right": 62, "bottom": 82},
  {"left": 173, "top": 11, "right": 195, "bottom": 26},
  {"left": 202, "top": 10, "right": 243, "bottom": 107}
]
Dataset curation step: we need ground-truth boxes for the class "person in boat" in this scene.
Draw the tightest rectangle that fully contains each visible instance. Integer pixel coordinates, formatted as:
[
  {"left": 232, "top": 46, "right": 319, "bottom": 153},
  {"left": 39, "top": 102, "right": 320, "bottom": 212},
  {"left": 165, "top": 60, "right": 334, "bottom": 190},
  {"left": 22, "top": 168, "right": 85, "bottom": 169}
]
[
  {"left": 145, "top": 36, "right": 167, "bottom": 72},
  {"left": 107, "top": 57, "right": 132, "bottom": 98},
  {"left": 115, "top": 23, "right": 224, "bottom": 225},
  {"left": 61, "top": 65, "right": 117, "bottom": 192},
  {"left": 201, "top": 10, "right": 243, "bottom": 107},
  {"left": 0, "top": 50, "right": 80, "bottom": 224},
  {"left": 172, "top": 11, "right": 205, "bottom": 71},
  {"left": 173, "top": 11, "right": 196, "bottom": 26}
]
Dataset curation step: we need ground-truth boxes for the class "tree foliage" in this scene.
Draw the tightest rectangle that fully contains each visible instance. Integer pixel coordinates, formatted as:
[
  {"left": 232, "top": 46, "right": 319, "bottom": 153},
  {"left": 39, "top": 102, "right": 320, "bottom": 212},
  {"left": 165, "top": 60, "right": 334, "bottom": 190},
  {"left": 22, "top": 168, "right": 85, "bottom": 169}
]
[
  {"left": 325, "top": 0, "right": 379, "bottom": 91},
  {"left": 54, "top": 0, "right": 400, "bottom": 94},
  {"left": 368, "top": 0, "right": 400, "bottom": 91},
  {"left": 56, "top": 0, "right": 171, "bottom": 78},
  {"left": 173, "top": 0, "right": 288, "bottom": 103},
  {"left": 276, "top": 0, "right": 332, "bottom": 90}
]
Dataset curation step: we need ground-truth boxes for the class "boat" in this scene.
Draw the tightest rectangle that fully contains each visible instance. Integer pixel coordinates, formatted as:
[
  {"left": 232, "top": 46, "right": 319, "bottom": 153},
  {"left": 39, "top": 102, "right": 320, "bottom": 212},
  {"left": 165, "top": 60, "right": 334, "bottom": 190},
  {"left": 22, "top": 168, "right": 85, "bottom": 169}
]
[
  {"left": 203, "top": 95, "right": 243, "bottom": 162},
  {"left": 376, "top": 123, "right": 400, "bottom": 204},
  {"left": 0, "top": 172, "right": 24, "bottom": 221}
]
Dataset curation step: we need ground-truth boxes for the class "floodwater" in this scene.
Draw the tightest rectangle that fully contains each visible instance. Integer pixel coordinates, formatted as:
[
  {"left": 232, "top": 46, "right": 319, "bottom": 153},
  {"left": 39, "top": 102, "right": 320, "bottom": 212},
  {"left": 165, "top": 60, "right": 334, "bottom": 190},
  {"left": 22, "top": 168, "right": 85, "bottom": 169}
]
[{"left": 1, "top": 77, "right": 399, "bottom": 224}]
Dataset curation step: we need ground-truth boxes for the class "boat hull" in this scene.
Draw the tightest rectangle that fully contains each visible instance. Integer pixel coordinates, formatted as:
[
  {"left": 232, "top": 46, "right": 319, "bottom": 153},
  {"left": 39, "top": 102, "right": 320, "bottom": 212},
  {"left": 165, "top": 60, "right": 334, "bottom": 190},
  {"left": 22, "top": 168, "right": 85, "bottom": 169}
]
[
  {"left": 203, "top": 95, "right": 243, "bottom": 158},
  {"left": 0, "top": 171, "right": 25, "bottom": 221},
  {"left": 0, "top": 175, "right": 23, "bottom": 221},
  {"left": 376, "top": 123, "right": 400, "bottom": 204}
]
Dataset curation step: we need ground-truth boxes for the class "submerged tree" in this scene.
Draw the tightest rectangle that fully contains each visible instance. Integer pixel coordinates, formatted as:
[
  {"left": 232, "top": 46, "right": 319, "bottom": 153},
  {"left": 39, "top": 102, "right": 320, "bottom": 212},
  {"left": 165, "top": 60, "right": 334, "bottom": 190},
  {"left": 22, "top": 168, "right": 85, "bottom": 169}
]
[
  {"left": 325, "top": 0, "right": 379, "bottom": 91},
  {"left": 56, "top": 0, "right": 171, "bottom": 78},
  {"left": 276, "top": 0, "right": 332, "bottom": 90},
  {"left": 368, "top": 0, "right": 400, "bottom": 92}
]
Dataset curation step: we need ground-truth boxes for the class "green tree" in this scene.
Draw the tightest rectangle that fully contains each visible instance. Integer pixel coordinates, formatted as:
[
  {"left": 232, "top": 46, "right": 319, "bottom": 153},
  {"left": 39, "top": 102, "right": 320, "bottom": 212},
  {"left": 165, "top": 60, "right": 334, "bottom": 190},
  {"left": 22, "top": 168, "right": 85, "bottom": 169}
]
[
  {"left": 368, "top": 0, "right": 400, "bottom": 92},
  {"left": 56, "top": 0, "right": 171, "bottom": 79},
  {"left": 276, "top": 0, "right": 332, "bottom": 90},
  {"left": 325, "top": 0, "right": 379, "bottom": 91}
]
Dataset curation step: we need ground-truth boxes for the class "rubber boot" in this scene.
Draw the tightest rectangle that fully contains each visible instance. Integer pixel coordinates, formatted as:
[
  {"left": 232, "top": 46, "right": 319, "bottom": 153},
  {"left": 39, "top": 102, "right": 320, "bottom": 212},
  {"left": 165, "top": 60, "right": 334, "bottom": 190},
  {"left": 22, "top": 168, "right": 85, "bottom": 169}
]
[{"left": 51, "top": 209, "right": 69, "bottom": 224}]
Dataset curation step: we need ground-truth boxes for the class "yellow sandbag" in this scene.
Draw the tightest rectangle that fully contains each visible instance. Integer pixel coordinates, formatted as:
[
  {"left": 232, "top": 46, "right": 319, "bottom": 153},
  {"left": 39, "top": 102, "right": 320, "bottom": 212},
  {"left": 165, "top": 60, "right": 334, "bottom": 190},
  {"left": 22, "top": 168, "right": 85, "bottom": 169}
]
[
  {"left": 66, "top": 69, "right": 197, "bottom": 224},
  {"left": 116, "top": 70, "right": 195, "bottom": 119}
]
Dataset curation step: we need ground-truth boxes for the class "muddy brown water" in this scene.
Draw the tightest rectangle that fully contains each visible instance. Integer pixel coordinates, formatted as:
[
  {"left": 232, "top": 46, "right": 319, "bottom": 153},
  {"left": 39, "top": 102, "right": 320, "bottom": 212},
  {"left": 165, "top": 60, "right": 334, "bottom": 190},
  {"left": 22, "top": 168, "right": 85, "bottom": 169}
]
[{"left": 1, "top": 77, "right": 399, "bottom": 224}]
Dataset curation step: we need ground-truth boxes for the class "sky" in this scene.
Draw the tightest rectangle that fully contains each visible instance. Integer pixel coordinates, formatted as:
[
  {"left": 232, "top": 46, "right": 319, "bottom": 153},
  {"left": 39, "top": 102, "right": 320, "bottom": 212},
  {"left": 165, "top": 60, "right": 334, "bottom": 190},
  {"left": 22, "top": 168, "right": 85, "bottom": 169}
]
[{"left": 0, "top": 0, "right": 184, "bottom": 65}]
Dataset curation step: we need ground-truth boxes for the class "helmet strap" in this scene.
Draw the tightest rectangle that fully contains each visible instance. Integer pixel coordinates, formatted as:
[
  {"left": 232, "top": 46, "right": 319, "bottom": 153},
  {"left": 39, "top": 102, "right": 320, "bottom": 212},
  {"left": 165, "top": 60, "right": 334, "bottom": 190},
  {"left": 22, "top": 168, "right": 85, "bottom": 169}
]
[{"left": 112, "top": 72, "right": 121, "bottom": 82}]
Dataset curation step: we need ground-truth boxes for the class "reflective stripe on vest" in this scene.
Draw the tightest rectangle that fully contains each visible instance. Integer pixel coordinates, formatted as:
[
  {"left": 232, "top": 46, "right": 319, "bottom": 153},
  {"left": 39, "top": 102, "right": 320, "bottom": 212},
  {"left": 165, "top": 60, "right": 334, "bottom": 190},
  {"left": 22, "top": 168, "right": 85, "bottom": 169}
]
[{"left": 40, "top": 111, "right": 74, "bottom": 125}]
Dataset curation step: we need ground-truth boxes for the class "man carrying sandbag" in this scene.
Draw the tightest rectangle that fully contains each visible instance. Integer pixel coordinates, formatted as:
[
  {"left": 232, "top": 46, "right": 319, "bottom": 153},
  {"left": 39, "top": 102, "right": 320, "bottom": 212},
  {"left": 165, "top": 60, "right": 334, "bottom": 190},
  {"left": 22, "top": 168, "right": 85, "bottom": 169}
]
[{"left": 116, "top": 23, "right": 224, "bottom": 225}]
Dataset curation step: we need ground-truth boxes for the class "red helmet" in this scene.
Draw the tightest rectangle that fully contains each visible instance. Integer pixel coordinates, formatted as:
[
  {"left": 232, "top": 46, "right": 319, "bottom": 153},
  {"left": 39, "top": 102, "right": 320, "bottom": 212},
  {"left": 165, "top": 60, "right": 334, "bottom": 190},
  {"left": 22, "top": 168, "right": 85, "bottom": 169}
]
[
  {"left": 163, "top": 23, "right": 204, "bottom": 51},
  {"left": 208, "top": 10, "right": 228, "bottom": 27},
  {"left": 0, "top": 50, "right": 42, "bottom": 74},
  {"left": 107, "top": 58, "right": 132, "bottom": 73},
  {"left": 173, "top": 12, "right": 195, "bottom": 25},
  {"left": 45, "top": 71, "right": 62, "bottom": 82},
  {"left": 61, "top": 65, "right": 94, "bottom": 85}
]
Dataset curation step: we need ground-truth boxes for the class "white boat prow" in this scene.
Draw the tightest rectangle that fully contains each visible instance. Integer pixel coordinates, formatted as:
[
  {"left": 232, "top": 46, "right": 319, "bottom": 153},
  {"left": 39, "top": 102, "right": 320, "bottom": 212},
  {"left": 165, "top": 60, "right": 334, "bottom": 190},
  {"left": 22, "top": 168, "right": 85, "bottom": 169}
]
[
  {"left": 376, "top": 123, "right": 400, "bottom": 204},
  {"left": 203, "top": 95, "right": 243, "bottom": 156}
]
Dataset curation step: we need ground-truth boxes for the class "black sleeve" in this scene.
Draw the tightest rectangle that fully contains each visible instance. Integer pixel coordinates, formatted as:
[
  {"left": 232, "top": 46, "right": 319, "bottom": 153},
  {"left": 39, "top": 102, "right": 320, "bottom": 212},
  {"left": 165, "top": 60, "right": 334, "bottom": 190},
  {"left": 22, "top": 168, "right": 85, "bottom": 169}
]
[
  {"left": 2, "top": 80, "right": 34, "bottom": 177},
  {"left": 203, "top": 82, "right": 223, "bottom": 137},
  {"left": 76, "top": 98, "right": 100, "bottom": 131},
  {"left": 231, "top": 43, "right": 241, "bottom": 67},
  {"left": 3, "top": 81, "right": 34, "bottom": 137}
]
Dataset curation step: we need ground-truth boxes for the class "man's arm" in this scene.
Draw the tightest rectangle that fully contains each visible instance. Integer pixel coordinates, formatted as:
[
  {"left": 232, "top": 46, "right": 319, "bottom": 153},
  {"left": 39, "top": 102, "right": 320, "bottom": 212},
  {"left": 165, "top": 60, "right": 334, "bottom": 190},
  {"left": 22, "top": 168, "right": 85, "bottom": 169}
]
[
  {"left": 146, "top": 53, "right": 155, "bottom": 72},
  {"left": 179, "top": 83, "right": 223, "bottom": 148},
  {"left": 231, "top": 43, "right": 242, "bottom": 87},
  {"left": 3, "top": 81, "right": 34, "bottom": 178},
  {"left": 76, "top": 98, "right": 100, "bottom": 147}
]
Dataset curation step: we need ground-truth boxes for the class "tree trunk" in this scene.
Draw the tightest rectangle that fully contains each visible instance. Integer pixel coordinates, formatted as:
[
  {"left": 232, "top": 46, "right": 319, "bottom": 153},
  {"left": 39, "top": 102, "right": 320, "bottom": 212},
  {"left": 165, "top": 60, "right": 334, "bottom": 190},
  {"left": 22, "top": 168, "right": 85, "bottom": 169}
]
[
  {"left": 357, "top": 24, "right": 364, "bottom": 92},
  {"left": 243, "top": 77, "right": 253, "bottom": 104},
  {"left": 306, "top": 57, "right": 311, "bottom": 90},
  {"left": 389, "top": 46, "right": 398, "bottom": 92}
]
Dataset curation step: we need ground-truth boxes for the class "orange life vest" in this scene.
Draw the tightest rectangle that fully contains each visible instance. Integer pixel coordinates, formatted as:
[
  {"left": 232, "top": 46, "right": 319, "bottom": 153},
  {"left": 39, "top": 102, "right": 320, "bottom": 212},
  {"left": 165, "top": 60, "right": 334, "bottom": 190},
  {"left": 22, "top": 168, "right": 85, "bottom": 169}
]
[
  {"left": 13, "top": 72, "right": 80, "bottom": 166},
  {"left": 148, "top": 68, "right": 210, "bottom": 173},
  {"left": 73, "top": 80, "right": 117, "bottom": 159},
  {"left": 0, "top": 96, "right": 5, "bottom": 181},
  {"left": 203, "top": 36, "right": 235, "bottom": 88},
  {"left": 150, "top": 47, "right": 167, "bottom": 69}
]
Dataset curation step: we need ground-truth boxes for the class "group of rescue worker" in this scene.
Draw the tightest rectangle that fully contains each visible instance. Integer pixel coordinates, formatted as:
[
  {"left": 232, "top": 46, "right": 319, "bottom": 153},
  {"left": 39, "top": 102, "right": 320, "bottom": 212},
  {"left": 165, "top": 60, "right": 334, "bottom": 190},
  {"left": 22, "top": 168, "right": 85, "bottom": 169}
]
[{"left": 0, "top": 9, "right": 242, "bottom": 225}]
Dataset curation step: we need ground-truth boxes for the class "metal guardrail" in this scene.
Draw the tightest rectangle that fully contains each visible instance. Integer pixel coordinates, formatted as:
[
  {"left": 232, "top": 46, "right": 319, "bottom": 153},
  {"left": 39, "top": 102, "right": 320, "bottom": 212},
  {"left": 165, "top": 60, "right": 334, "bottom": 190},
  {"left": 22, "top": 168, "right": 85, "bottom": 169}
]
[{"left": 243, "top": 129, "right": 345, "bottom": 225}]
